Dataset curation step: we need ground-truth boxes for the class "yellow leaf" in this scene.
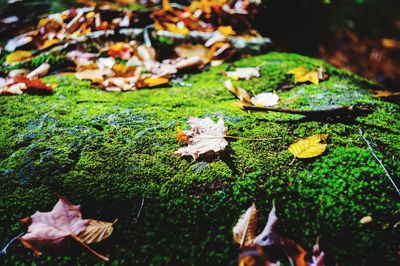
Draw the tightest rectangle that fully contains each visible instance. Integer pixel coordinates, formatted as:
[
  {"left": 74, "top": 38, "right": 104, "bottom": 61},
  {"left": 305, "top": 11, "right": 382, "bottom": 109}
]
[
  {"left": 143, "top": 77, "right": 170, "bottom": 87},
  {"left": 78, "top": 219, "right": 117, "bottom": 244},
  {"left": 218, "top": 25, "right": 236, "bottom": 36},
  {"left": 164, "top": 22, "right": 190, "bottom": 35},
  {"left": 39, "top": 39, "right": 60, "bottom": 49},
  {"left": 162, "top": 0, "right": 172, "bottom": 10},
  {"left": 287, "top": 67, "right": 323, "bottom": 85},
  {"left": 288, "top": 134, "right": 328, "bottom": 158},
  {"left": 6, "top": 50, "right": 32, "bottom": 64}
]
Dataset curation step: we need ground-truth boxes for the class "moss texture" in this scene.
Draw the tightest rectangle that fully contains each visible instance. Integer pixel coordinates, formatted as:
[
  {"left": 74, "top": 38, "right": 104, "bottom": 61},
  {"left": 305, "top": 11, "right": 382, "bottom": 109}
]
[{"left": 0, "top": 52, "right": 399, "bottom": 265}]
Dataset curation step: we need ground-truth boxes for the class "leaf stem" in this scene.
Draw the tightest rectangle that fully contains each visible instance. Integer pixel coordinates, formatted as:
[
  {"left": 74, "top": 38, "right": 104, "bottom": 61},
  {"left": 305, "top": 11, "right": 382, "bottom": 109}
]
[
  {"left": 224, "top": 135, "right": 281, "bottom": 141},
  {"left": 70, "top": 234, "right": 109, "bottom": 262}
]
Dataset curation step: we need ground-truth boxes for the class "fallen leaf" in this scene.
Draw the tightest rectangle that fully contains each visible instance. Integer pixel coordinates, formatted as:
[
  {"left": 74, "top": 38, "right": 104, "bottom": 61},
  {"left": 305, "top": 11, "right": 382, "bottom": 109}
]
[
  {"left": 143, "top": 77, "right": 169, "bottom": 87},
  {"left": 174, "top": 44, "right": 211, "bottom": 63},
  {"left": 5, "top": 50, "right": 32, "bottom": 64},
  {"left": 233, "top": 203, "right": 257, "bottom": 247},
  {"left": 224, "top": 80, "right": 252, "bottom": 103},
  {"left": 288, "top": 134, "right": 328, "bottom": 159},
  {"left": 19, "top": 197, "right": 111, "bottom": 261},
  {"left": 76, "top": 69, "right": 112, "bottom": 83},
  {"left": 287, "top": 67, "right": 325, "bottom": 85},
  {"left": 372, "top": 90, "right": 400, "bottom": 98},
  {"left": 19, "top": 197, "right": 89, "bottom": 255},
  {"left": 176, "top": 128, "right": 191, "bottom": 144},
  {"left": 175, "top": 116, "right": 228, "bottom": 159},
  {"left": 251, "top": 92, "right": 279, "bottom": 107},
  {"left": 218, "top": 25, "right": 236, "bottom": 36},
  {"left": 78, "top": 219, "right": 116, "bottom": 244},
  {"left": 360, "top": 216, "right": 372, "bottom": 224},
  {"left": 225, "top": 67, "right": 260, "bottom": 80},
  {"left": 27, "top": 63, "right": 50, "bottom": 79}
]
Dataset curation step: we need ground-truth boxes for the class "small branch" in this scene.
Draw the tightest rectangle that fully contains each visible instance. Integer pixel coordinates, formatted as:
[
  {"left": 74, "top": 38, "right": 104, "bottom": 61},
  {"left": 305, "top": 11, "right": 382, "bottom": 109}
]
[
  {"left": 70, "top": 234, "right": 109, "bottom": 262},
  {"left": 0, "top": 232, "right": 24, "bottom": 256},
  {"left": 243, "top": 105, "right": 374, "bottom": 118},
  {"left": 224, "top": 135, "right": 281, "bottom": 141},
  {"left": 359, "top": 128, "right": 400, "bottom": 197},
  {"left": 134, "top": 197, "right": 145, "bottom": 224}
]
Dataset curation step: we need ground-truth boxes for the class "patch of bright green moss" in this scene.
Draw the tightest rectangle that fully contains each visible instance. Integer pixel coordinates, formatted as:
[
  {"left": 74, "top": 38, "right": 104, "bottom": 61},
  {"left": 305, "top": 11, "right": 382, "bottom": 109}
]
[{"left": 0, "top": 52, "right": 399, "bottom": 265}]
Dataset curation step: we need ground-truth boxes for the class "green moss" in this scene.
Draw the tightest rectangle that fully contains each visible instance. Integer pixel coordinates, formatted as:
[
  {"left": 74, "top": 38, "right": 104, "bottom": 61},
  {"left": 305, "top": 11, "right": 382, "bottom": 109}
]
[{"left": 0, "top": 52, "right": 399, "bottom": 265}]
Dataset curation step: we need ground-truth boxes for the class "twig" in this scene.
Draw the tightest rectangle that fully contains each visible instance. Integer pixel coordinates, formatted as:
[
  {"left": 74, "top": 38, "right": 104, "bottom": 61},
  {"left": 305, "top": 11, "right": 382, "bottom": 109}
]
[
  {"left": 359, "top": 128, "right": 400, "bottom": 197},
  {"left": 134, "top": 197, "right": 145, "bottom": 224},
  {"left": 0, "top": 232, "right": 24, "bottom": 256},
  {"left": 243, "top": 105, "right": 374, "bottom": 118}
]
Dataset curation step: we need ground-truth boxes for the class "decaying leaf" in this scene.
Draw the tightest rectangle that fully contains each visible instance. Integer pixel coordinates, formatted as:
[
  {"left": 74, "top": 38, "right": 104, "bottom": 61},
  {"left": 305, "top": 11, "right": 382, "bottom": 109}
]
[
  {"left": 288, "top": 134, "right": 328, "bottom": 159},
  {"left": 19, "top": 197, "right": 113, "bottom": 261},
  {"left": 174, "top": 44, "right": 211, "bottom": 63},
  {"left": 287, "top": 67, "right": 326, "bottom": 85},
  {"left": 176, "top": 128, "right": 191, "bottom": 144},
  {"left": 175, "top": 117, "right": 228, "bottom": 159},
  {"left": 75, "top": 69, "right": 113, "bottom": 83},
  {"left": 251, "top": 92, "right": 279, "bottom": 107},
  {"left": 27, "top": 63, "right": 50, "bottom": 79},
  {"left": 78, "top": 219, "right": 117, "bottom": 244},
  {"left": 372, "top": 90, "right": 400, "bottom": 98},
  {"left": 225, "top": 67, "right": 260, "bottom": 80},
  {"left": 233, "top": 203, "right": 257, "bottom": 247}
]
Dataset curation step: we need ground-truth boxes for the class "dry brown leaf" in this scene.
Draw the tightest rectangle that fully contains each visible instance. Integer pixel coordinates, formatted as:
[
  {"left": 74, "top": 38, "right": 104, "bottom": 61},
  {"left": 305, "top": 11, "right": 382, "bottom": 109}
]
[
  {"left": 174, "top": 44, "right": 211, "bottom": 63},
  {"left": 225, "top": 67, "right": 260, "bottom": 80},
  {"left": 288, "top": 134, "right": 328, "bottom": 159},
  {"left": 75, "top": 69, "right": 112, "bottom": 83},
  {"left": 78, "top": 219, "right": 116, "bottom": 244},
  {"left": 372, "top": 90, "right": 400, "bottom": 98},
  {"left": 287, "top": 67, "right": 325, "bottom": 85},
  {"left": 233, "top": 203, "right": 257, "bottom": 247},
  {"left": 175, "top": 116, "right": 228, "bottom": 159},
  {"left": 224, "top": 80, "right": 251, "bottom": 103}
]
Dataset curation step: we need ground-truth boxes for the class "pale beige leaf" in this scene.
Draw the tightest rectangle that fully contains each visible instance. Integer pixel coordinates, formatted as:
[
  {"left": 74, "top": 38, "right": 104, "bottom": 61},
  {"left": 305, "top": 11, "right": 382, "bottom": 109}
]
[
  {"left": 251, "top": 92, "right": 279, "bottom": 107},
  {"left": 233, "top": 203, "right": 257, "bottom": 247},
  {"left": 225, "top": 67, "right": 260, "bottom": 80},
  {"left": 288, "top": 134, "right": 328, "bottom": 158},
  {"left": 78, "top": 219, "right": 116, "bottom": 244},
  {"left": 360, "top": 216, "right": 372, "bottom": 224},
  {"left": 27, "top": 63, "right": 50, "bottom": 79},
  {"left": 175, "top": 117, "right": 228, "bottom": 159}
]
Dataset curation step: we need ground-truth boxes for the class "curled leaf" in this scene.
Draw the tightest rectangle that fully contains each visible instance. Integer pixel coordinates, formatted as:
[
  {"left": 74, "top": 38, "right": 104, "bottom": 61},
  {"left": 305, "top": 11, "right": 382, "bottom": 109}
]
[
  {"left": 78, "top": 219, "right": 117, "bottom": 244},
  {"left": 288, "top": 134, "right": 328, "bottom": 159},
  {"left": 233, "top": 203, "right": 257, "bottom": 247},
  {"left": 224, "top": 80, "right": 251, "bottom": 103}
]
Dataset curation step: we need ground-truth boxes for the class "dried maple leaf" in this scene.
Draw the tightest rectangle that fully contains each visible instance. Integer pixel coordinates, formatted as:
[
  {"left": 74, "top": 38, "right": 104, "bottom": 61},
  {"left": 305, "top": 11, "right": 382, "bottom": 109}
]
[
  {"left": 175, "top": 116, "right": 228, "bottom": 159},
  {"left": 225, "top": 67, "right": 260, "bottom": 80},
  {"left": 233, "top": 203, "right": 257, "bottom": 247},
  {"left": 288, "top": 134, "right": 328, "bottom": 159},
  {"left": 78, "top": 219, "right": 117, "bottom": 244},
  {"left": 19, "top": 197, "right": 111, "bottom": 261},
  {"left": 287, "top": 67, "right": 326, "bottom": 85}
]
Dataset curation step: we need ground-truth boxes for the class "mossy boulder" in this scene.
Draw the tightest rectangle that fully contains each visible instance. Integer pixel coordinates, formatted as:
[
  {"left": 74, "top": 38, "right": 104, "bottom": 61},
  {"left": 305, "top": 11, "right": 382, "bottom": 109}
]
[{"left": 0, "top": 52, "right": 399, "bottom": 265}]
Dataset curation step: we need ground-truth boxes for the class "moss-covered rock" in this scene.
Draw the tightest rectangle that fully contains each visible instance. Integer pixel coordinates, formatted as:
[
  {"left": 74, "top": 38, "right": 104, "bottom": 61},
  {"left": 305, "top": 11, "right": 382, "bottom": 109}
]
[{"left": 0, "top": 52, "right": 399, "bottom": 265}]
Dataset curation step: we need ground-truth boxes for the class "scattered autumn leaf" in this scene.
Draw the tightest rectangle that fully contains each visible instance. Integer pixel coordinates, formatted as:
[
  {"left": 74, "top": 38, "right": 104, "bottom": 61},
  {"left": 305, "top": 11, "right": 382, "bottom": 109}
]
[
  {"left": 175, "top": 116, "right": 228, "bottom": 159},
  {"left": 251, "top": 92, "right": 279, "bottom": 107},
  {"left": 360, "top": 216, "right": 372, "bottom": 224},
  {"left": 224, "top": 80, "right": 252, "bottom": 103},
  {"left": 287, "top": 67, "right": 326, "bottom": 85},
  {"left": 372, "top": 90, "right": 400, "bottom": 98},
  {"left": 288, "top": 134, "right": 328, "bottom": 159},
  {"left": 143, "top": 77, "right": 170, "bottom": 87},
  {"left": 5, "top": 50, "right": 32, "bottom": 64},
  {"left": 233, "top": 203, "right": 257, "bottom": 247},
  {"left": 19, "top": 197, "right": 113, "bottom": 261},
  {"left": 225, "top": 67, "right": 260, "bottom": 80}
]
